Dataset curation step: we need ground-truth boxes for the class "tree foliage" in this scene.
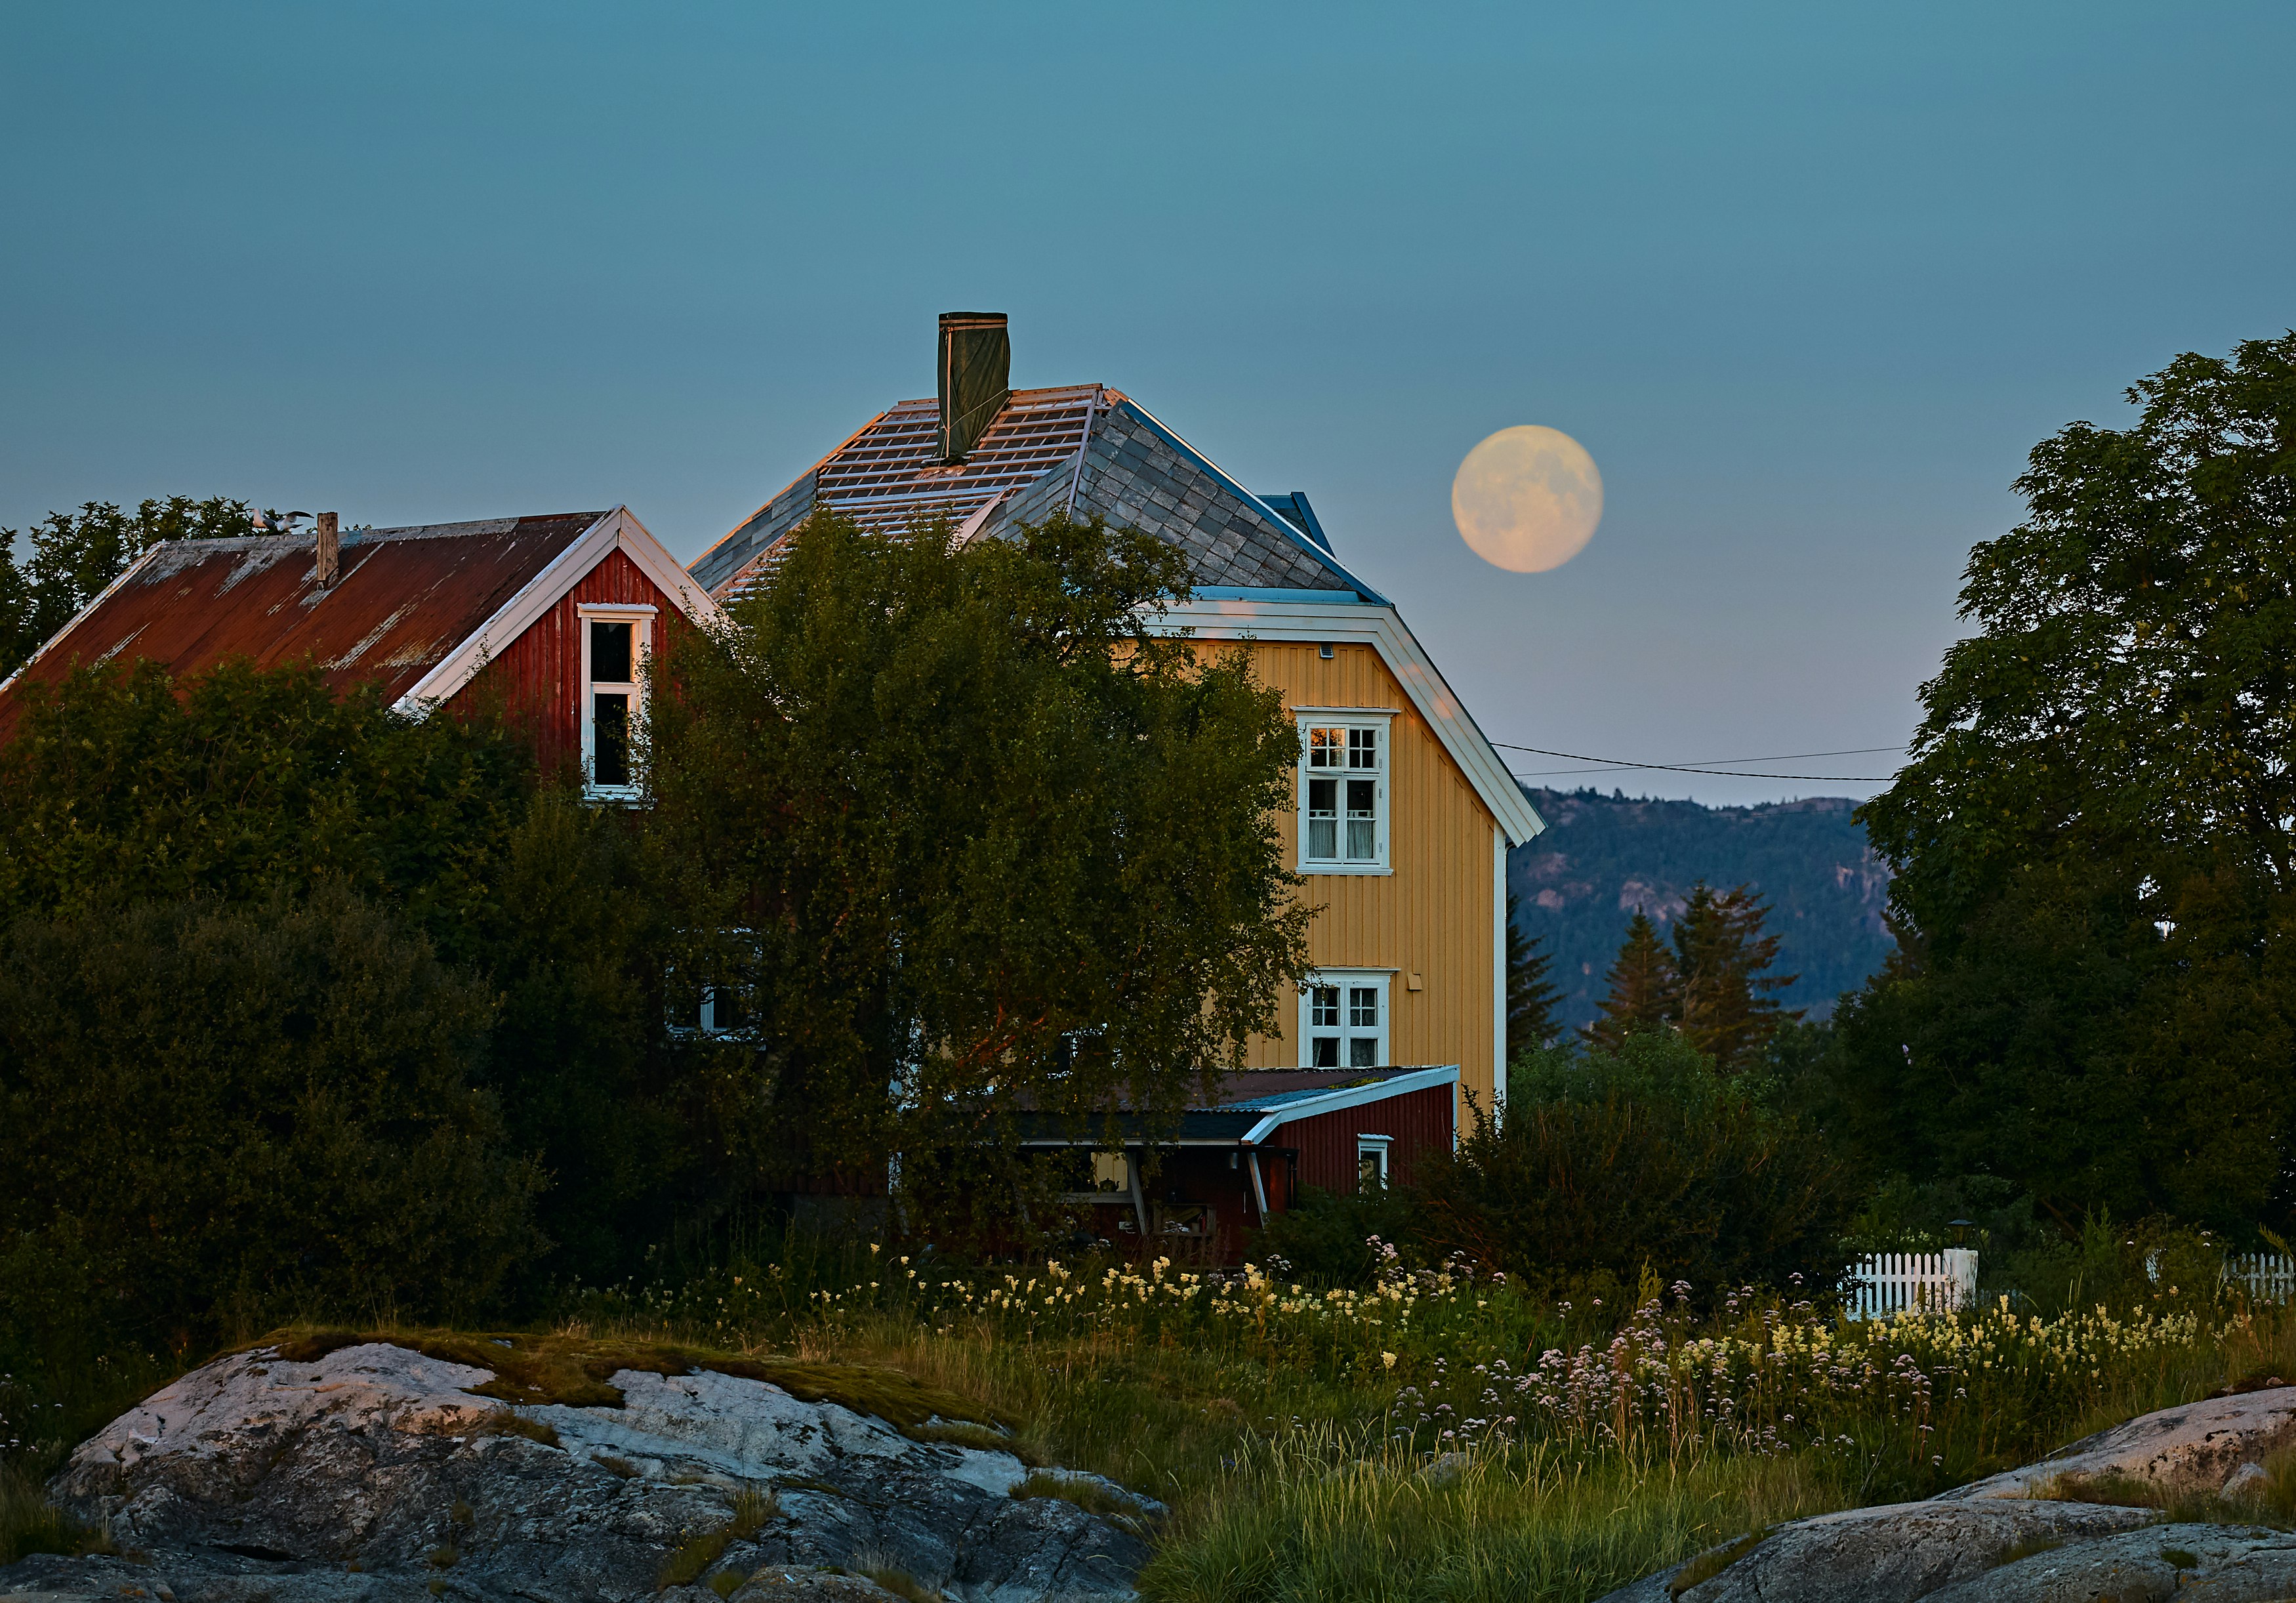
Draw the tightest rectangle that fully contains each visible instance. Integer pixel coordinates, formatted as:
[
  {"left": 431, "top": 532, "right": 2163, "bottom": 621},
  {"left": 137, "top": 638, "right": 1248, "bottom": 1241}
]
[
  {"left": 0, "top": 886, "right": 544, "bottom": 1366},
  {"left": 0, "top": 496, "right": 256, "bottom": 677},
  {"left": 1582, "top": 911, "right": 1679, "bottom": 1051},
  {"left": 0, "top": 658, "right": 533, "bottom": 960},
  {"left": 1672, "top": 883, "right": 1800, "bottom": 1075},
  {"left": 1580, "top": 887, "right": 1802, "bottom": 1075},
  {"left": 1842, "top": 333, "right": 2296, "bottom": 1233},
  {"left": 646, "top": 510, "right": 1313, "bottom": 1232},
  {"left": 1419, "top": 1031, "right": 1858, "bottom": 1299},
  {"left": 0, "top": 659, "right": 694, "bottom": 1294},
  {"left": 1504, "top": 892, "right": 1561, "bottom": 1062}
]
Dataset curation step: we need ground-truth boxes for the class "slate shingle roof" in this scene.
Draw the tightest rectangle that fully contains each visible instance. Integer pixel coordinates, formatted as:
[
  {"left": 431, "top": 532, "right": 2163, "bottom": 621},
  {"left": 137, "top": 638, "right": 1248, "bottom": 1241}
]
[{"left": 691, "top": 386, "right": 1381, "bottom": 604}]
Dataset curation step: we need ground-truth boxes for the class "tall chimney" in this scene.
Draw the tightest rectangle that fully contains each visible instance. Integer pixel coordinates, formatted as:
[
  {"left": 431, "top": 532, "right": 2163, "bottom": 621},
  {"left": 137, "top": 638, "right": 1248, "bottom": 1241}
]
[
  {"left": 314, "top": 511, "right": 339, "bottom": 588},
  {"left": 937, "top": 312, "right": 1010, "bottom": 463}
]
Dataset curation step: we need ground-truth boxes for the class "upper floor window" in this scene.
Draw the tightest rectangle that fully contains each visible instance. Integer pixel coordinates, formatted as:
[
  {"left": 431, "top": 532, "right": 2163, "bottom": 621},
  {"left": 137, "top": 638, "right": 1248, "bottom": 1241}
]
[
  {"left": 1298, "top": 714, "right": 1389, "bottom": 872},
  {"left": 581, "top": 606, "right": 652, "bottom": 799}
]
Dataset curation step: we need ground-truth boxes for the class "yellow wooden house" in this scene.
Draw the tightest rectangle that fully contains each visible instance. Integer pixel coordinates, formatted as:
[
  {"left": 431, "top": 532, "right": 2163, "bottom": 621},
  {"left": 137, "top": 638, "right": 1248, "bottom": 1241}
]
[{"left": 687, "top": 315, "right": 1545, "bottom": 1125}]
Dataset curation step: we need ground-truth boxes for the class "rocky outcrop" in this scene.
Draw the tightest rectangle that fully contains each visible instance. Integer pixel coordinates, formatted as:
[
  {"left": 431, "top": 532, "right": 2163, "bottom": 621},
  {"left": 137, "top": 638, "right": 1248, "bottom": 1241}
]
[
  {"left": 1939, "top": 1386, "right": 2296, "bottom": 1505},
  {"left": 1595, "top": 1501, "right": 2158, "bottom": 1603},
  {"left": 0, "top": 1340, "right": 1156, "bottom": 1603},
  {"left": 1925, "top": 1525, "right": 2296, "bottom": 1603},
  {"left": 1599, "top": 1386, "right": 2296, "bottom": 1603}
]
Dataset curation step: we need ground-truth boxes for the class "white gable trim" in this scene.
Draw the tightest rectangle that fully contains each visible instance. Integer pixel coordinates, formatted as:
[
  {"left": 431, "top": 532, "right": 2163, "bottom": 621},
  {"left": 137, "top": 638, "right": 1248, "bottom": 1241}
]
[
  {"left": 394, "top": 507, "right": 722, "bottom": 715},
  {"left": 1155, "top": 594, "right": 1545, "bottom": 845},
  {"left": 0, "top": 542, "right": 171, "bottom": 701}
]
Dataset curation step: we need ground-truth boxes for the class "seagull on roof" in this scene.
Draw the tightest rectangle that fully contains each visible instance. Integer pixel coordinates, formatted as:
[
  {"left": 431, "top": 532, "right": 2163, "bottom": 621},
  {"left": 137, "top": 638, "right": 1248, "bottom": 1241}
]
[{"left": 256, "top": 510, "right": 311, "bottom": 532}]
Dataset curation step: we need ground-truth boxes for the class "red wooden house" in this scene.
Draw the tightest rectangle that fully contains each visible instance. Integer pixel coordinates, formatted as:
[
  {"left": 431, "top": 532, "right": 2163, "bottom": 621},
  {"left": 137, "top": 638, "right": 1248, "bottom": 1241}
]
[{"left": 0, "top": 507, "right": 718, "bottom": 789}]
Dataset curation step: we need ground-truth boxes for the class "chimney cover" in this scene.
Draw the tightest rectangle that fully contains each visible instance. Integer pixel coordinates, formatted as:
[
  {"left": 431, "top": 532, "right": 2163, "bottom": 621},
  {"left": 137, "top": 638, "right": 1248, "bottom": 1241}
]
[
  {"left": 314, "top": 512, "right": 340, "bottom": 588},
  {"left": 937, "top": 312, "right": 1010, "bottom": 463}
]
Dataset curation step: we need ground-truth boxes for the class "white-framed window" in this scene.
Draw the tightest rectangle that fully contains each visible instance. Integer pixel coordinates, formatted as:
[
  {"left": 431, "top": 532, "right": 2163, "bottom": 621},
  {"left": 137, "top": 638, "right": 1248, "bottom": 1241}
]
[
  {"left": 1357, "top": 1135, "right": 1392, "bottom": 1191},
  {"left": 698, "top": 986, "right": 747, "bottom": 1036},
  {"left": 580, "top": 605, "right": 653, "bottom": 799},
  {"left": 1300, "top": 969, "right": 1391, "bottom": 1069},
  {"left": 1296, "top": 711, "right": 1391, "bottom": 873}
]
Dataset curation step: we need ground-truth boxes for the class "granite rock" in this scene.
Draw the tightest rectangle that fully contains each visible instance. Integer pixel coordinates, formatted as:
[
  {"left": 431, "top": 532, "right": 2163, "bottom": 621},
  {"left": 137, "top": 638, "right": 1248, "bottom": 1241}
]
[
  {"left": 1595, "top": 1388, "right": 2296, "bottom": 1603},
  {"left": 1597, "top": 1499, "right": 2156, "bottom": 1603},
  {"left": 1940, "top": 1386, "right": 2296, "bottom": 1503},
  {"left": 0, "top": 1342, "right": 1155, "bottom": 1603},
  {"left": 1923, "top": 1522, "right": 2296, "bottom": 1602}
]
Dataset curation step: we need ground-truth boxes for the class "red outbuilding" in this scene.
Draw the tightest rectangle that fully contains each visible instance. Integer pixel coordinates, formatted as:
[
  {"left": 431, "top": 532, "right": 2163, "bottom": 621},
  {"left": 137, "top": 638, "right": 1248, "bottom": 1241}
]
[
  {"left": 0, "top": 507, "right": 717, "bottom": 790},
  {"left": 1021, "top": 1066, "right": 1459, "bottom": 1263}
]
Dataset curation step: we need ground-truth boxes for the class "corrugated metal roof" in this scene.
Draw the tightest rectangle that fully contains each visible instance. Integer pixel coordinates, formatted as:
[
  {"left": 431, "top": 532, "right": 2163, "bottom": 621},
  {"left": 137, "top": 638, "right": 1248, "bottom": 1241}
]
[{"left": 0, "top": 512, "right": 611, "bottom": 724}]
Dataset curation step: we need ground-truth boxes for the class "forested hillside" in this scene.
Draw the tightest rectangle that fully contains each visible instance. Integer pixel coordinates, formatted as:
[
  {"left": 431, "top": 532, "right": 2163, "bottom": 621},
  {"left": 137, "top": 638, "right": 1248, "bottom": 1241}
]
[{"left": 1508, "top": 785, "right": 1893, "bottom": 1031}]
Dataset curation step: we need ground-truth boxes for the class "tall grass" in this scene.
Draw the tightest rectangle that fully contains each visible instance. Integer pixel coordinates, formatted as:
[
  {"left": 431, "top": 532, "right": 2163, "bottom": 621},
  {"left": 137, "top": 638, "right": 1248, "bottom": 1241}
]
[
  {"left": 1142, "top": 1432, "right": 1841, "bottom": 1603},
  {"left": 10, "top": 1221, "right": 2296, "bottom": 1601}
]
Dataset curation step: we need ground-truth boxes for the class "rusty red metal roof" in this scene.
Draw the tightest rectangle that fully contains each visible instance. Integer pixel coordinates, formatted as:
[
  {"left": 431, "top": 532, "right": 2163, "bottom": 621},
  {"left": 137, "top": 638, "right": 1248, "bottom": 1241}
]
[{"left": 0, "top": 512, "right": 611, "bottom": 727}]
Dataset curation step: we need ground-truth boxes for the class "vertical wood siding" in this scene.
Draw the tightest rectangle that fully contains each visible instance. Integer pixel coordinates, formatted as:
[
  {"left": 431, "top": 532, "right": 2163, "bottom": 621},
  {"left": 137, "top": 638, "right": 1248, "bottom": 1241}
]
[
  {"left": 452, "top": 548, "right": 693, "bottom": 778},
  {"left": 1273, "top": 1085, "right": 1456, "bottom": 1194},
  {"left": 1201, "top": 640, "right": 1502, "bottom": 1117}
]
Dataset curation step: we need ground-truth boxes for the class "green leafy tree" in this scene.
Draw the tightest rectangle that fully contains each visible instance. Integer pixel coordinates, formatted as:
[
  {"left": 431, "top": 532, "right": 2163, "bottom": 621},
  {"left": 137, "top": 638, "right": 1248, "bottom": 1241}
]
[
  {"left": 1843, "top": 333, "right": 2296, "bottom": 1233},
  {"left": 0, "top": 886, "right": 545, "bottom": 1367},
  {"left": 646, "top": 510, "right": 1313, "bottom": 1238},
  {"left": 1582, "top": 910, "right": 1679, "bottom": 1051},
  {"left": 1504, "top": 892, "right": 1561, "bottom": 1061},
  {"left": 0, "top": 496, "right": 255, "bottom": 677},
  {"left": 1673, "top": 881, "right": 1800, "bottom": 1076},
  {"left": 0, "top": 657, "right": 533, "bottom": 955},
  {"left": 0, "top": 659, "right": 699, "bottom": 1288}
]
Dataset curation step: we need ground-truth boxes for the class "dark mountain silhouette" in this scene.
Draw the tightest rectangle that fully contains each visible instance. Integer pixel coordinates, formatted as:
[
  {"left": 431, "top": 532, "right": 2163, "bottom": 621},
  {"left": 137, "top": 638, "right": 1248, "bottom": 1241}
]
[{"left": 1509, "top": 786, "right": 1894, "bottom": 1033}]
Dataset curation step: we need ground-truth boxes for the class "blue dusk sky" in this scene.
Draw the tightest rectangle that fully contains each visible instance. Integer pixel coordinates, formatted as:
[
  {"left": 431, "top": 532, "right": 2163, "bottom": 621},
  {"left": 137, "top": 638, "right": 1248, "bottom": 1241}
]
[{"left": 4, "top": 4, "right": 2289, "bottom": 805}]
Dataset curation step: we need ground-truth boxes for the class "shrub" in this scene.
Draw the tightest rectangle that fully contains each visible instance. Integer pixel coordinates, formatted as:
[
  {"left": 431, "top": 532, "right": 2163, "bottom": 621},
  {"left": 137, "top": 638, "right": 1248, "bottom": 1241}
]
[
  {"left": 0, "top": 886, "right": 545, "bottom": 1369},
  {"left": 1420, "top": 1035, "right": 1858, "bottom": 1298},
  {"left": 1249, "top": 1186, "right": 1417, "bottom": 1286}
]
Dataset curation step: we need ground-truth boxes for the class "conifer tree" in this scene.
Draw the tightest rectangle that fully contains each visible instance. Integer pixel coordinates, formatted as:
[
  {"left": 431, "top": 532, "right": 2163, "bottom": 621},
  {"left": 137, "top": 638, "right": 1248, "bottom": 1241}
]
[
  {"left": 1673, "top": 881, "right": 1801, "bottom": 1075},
  {"left": 1583, "top": 910, "right": 1680, "bottom": 1051},
  {"left": 1505, "top": 893, "right": 1561, "bottom": 1061}
]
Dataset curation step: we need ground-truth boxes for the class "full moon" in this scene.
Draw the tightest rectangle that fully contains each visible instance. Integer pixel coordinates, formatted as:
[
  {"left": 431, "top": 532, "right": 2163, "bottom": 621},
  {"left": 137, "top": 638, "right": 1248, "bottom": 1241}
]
[{"left": 1450, "top": 425, "right": 1604, "bottom": 573}]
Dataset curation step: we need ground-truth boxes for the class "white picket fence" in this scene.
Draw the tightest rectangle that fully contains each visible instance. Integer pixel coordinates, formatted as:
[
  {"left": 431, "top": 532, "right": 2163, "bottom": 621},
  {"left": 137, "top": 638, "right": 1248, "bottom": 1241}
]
[
  {"left": 2224, "top": 1253, "right": 2296, "bottom": 1302},
  {"left": 1847, "top": 1247, "right": 1978, "bottom": 1320},
  {"left": 1848, "top": 1248, "right": 2296, "bottom": 1318}
]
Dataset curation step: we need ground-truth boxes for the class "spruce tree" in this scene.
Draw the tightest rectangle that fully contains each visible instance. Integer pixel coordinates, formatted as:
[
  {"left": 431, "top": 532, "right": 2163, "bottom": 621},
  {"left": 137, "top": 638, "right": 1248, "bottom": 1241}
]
[
  {"left": 1583, "top": 910, "right": 1680, "bottom": 1051},
  {"left": 1505, "top": 893, "right": 1561, "bottom": 1061},
  {"left": 1673, "top": 881, "right": 1801, "bottom": 1075}
]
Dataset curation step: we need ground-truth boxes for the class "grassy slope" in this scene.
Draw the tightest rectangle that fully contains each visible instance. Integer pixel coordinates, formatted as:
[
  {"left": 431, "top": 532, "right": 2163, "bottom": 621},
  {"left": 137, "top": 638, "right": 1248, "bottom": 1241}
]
[{"left": 12, "top": 1276, "right": 2296, "bottom": 1600}]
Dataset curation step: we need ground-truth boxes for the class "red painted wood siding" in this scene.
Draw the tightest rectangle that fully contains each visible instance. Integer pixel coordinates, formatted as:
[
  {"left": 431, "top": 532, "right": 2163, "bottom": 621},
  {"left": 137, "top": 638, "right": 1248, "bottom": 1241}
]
[
  {"left": 451, "top": 547, "right": 693, "bottom": 779},
  {"left": 1271, "top": 1084, "right": 1454, "bottom": 1195}
]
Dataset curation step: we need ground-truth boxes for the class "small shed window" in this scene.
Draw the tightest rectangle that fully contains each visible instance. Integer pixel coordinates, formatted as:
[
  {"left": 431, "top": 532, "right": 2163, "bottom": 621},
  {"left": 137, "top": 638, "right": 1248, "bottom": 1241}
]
[
  {"left": 1302, "top": 970, "right": 1389, "bottom": 1068},
  {"left": 581, "top": 607, "right": 652, "bottom": 799},
  {"left": 1357, "top": 1136, "right": 1391, "bottom": 1191}
]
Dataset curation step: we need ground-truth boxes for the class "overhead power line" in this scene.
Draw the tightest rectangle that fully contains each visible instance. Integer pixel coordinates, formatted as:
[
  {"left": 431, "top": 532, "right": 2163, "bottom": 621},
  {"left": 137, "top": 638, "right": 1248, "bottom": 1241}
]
[{"left": 1492, "top": 741, "right": 1902, "bottom": 783}]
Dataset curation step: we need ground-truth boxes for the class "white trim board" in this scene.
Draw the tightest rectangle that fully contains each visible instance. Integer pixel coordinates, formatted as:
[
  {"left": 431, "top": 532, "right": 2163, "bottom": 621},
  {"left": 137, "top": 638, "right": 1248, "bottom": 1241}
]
[
  {"left": 394, "top": 507, "right": 723, "bottom": 715},
  {"left": 1157, "top": 594, "right": 1545, "bottom": 845},
  {"left": 1492, "top": 821, "right": 1508, "bottom": 1135}
]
